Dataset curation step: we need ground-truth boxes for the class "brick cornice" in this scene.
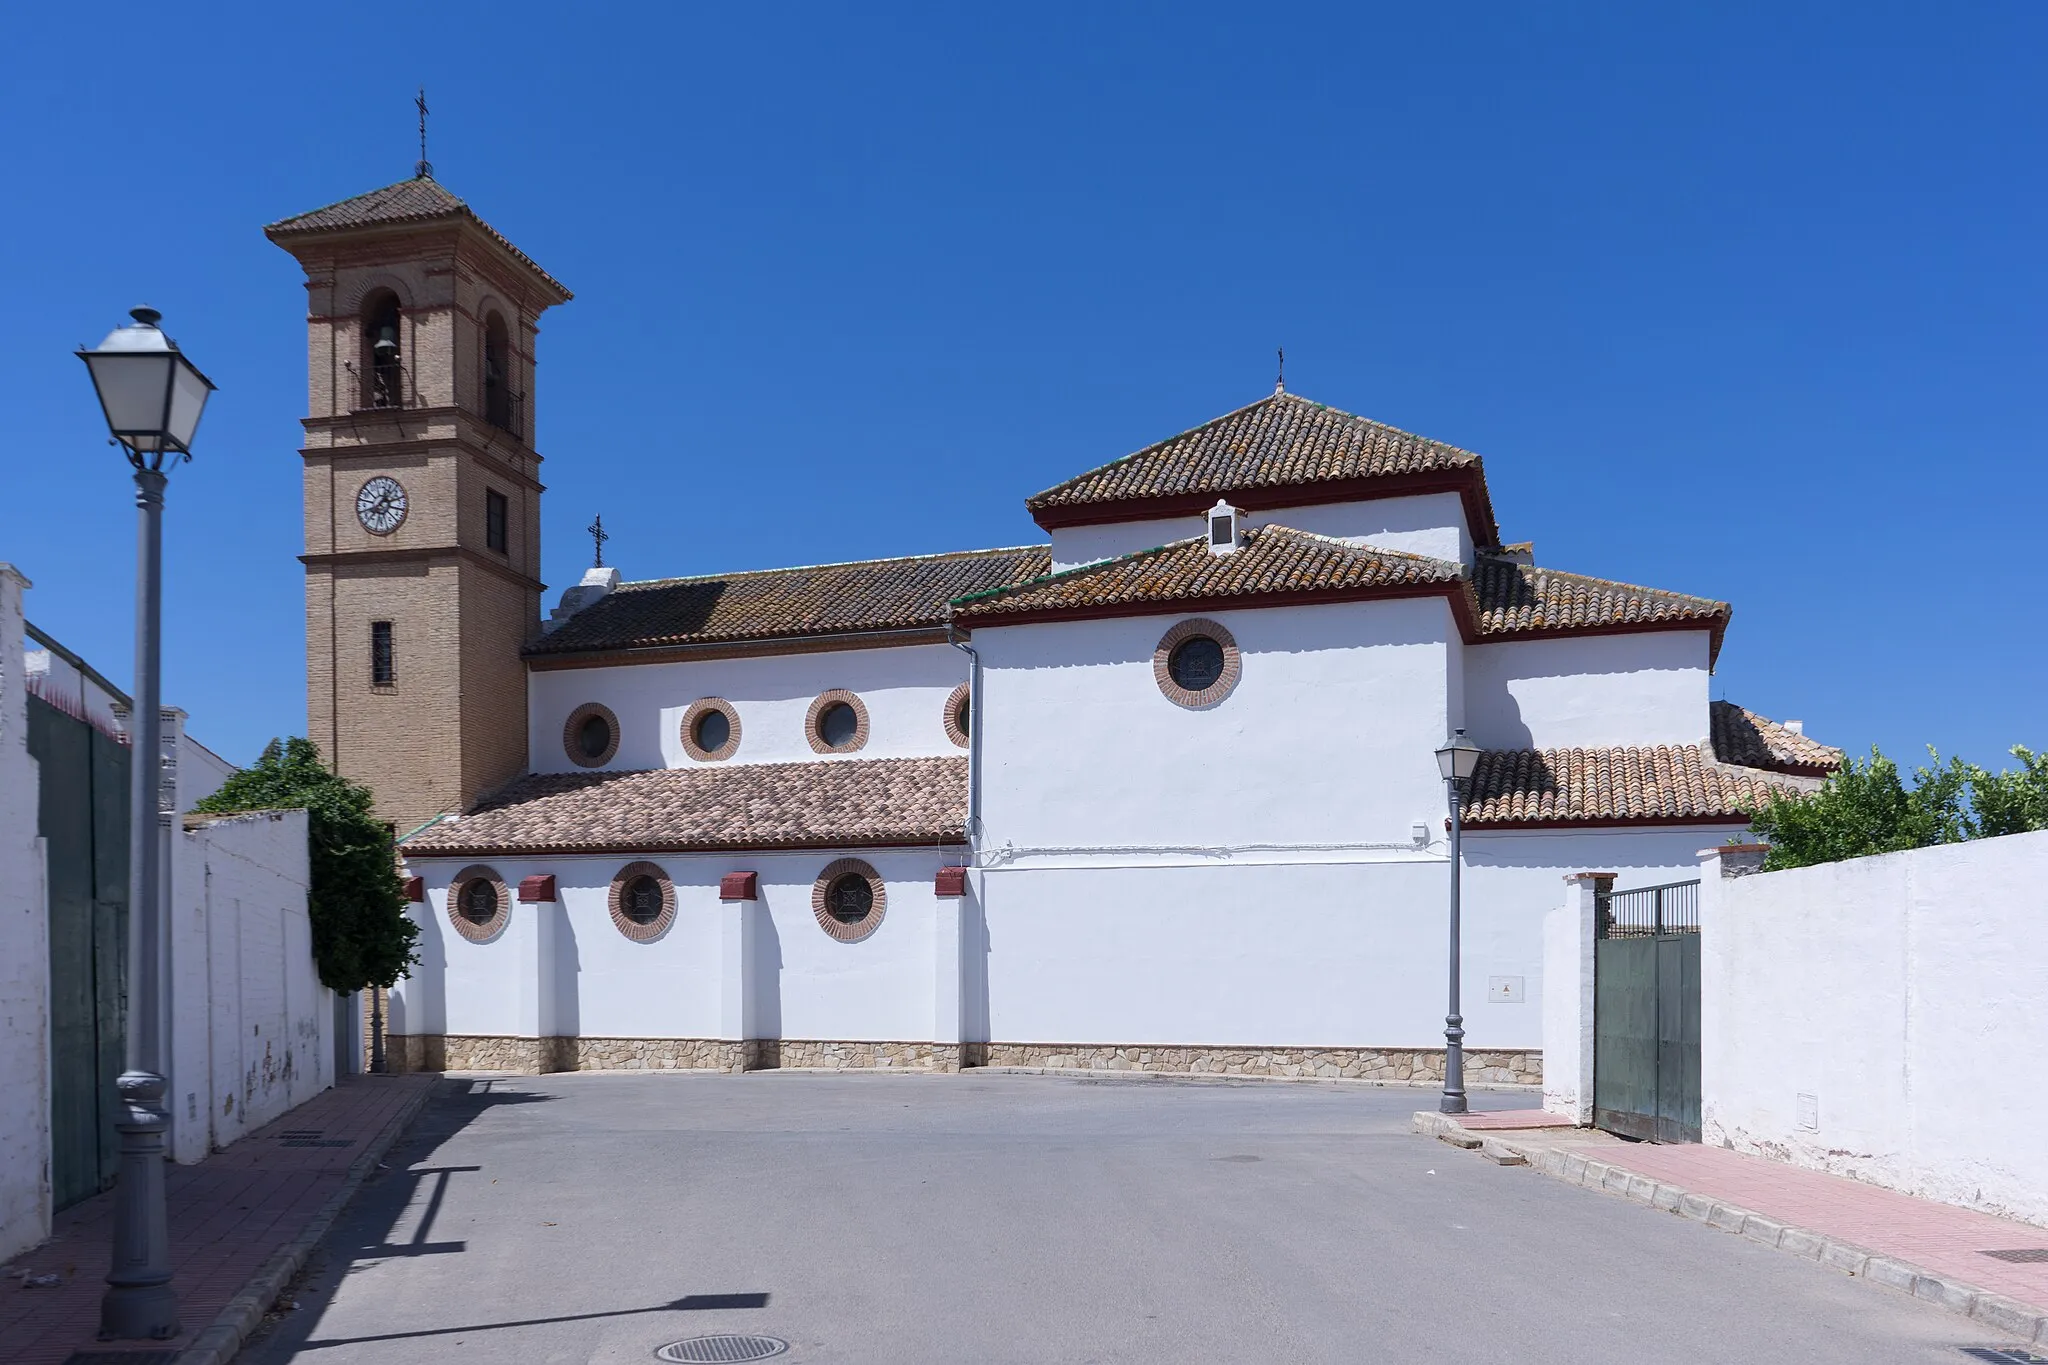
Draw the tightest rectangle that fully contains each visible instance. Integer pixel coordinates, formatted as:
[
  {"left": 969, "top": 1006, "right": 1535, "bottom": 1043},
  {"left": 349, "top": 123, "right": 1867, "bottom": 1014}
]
[
  {"left": 299, "top": 545, "right": 545, "bottom": 594},
  {"left": 1465, "top": 815, "right": 1753, "bottom": 831}
]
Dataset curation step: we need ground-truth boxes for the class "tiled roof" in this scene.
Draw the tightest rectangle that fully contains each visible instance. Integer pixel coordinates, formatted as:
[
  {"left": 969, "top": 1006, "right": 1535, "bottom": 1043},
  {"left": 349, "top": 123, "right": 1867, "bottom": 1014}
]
[
  {"left": 1710, "top": 701, "right": 1843, "bottom": 775},
  {"left": 264, "top": 177, "right": 571, "bottom": 300},
  {"left": 953, "top": 527, "right": 1729, "bottom": 656},
  {"left": 1470, "top": 555, "right": 1729, "bottom": 654},
  {"left": 952, "top": 526, "right": 1461, "bottom": 621},
  {"left": 1463, "top": 745, "right": 1800, "bottom": 827},
  {"left": 530, "top": 545, "right": 1049, "bottom": 657},
  {"left": 403, "top": 757, "right": 967, "bottom": 857},
  {"left": 1026, "top": 392, "right": 1498, "bottom": 537}
]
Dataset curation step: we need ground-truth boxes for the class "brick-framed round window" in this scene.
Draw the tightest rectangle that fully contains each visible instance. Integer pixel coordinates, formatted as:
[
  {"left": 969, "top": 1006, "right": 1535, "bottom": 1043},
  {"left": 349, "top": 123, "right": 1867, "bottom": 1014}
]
[
  {"left": 805, "top": 689, "right": 870, "bottom": 755},
  {"left": 679, "top": 697, "right": 741, "bottom": 762},
  {"left": 1154, "top": 618, "right": 1242, "bottom": 710},
  {"left": 447, "top": 865, "right": 511, "bottom": 944},
  {"left": 563, "top": 702, "right": 620, "bottom": 768},
  {"left": 942, "top": 682, "right": 972, "bottom": 750},
  {"left": 811, "top": 857, "right": 886, "bottom": 942},
  {"left": 608, "top": 860, "right": 676, "bottom": 942}
]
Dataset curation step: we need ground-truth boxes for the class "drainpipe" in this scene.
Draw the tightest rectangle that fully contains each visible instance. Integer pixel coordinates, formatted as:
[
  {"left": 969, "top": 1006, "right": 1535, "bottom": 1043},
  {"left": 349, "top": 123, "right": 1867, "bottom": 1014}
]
[{"left": 943, "top": 605, "right": 981, "bottom": 863}]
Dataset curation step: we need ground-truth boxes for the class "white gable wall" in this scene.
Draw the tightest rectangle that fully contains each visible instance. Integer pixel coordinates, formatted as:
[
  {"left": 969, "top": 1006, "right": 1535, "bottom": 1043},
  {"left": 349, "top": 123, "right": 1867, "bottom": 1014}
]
[
  {"left": 1462, "top": 630, "right": 1712, "bottom": 751},
  {"left": 976, "top": 596, "right": 1459, "bottom": 855},
  {"left": 527, "top": 641, "right": 972, "bottom": 774},
  {"left": 1047, "top": 492, "right": 1474, "bottom": 572}
]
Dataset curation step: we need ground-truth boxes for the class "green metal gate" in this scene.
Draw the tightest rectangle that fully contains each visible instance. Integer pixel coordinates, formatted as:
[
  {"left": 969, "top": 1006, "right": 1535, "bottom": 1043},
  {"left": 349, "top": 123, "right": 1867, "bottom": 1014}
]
[
  {"left": 28, "top": 694, "right": 130, "bottom": 1210},
  {"left": 1593, "top": 880, "right": 1700, "bottom": 1144}
]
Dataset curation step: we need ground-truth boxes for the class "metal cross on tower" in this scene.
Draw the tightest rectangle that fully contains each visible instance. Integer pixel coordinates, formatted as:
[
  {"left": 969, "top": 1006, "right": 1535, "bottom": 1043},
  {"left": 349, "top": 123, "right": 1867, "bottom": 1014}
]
[
  {"left": 1275, "top": 347, "right": 1286, "bottom": 395},
  {"left": 588, "top": 515, "right": 609, "bottom": 568},
  {"left": 415, "top": 87, "right": 432, "bottom": 180}
]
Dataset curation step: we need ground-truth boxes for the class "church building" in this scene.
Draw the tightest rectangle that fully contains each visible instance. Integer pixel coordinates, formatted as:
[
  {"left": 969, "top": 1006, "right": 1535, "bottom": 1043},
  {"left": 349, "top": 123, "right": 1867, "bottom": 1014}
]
[{"left": 266, "top": 172, "right": 1840, "bottom": 1081}]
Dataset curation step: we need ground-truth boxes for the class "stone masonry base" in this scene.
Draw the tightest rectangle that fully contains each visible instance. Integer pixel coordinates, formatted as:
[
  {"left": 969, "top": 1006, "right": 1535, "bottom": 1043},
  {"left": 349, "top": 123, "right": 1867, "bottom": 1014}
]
[{"left": 385, "top": 1035, "right": 1537, "bottom": 1084}]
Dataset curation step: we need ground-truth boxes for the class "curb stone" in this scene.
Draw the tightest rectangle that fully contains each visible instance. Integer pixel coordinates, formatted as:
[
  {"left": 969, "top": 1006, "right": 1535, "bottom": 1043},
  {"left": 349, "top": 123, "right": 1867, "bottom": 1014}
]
[
  {"left": 1411, "top": 1111, "right": 2048, "bottom": 1349},
  {"left": 176, "top": 1079, "right": 441, "bottom": 1365}
]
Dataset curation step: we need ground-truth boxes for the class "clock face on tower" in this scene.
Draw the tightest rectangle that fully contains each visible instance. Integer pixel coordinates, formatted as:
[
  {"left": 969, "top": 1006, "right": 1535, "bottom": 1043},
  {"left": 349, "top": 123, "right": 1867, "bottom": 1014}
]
[{"left": 355, "top": 476, "right": 408, "bottom": 535}]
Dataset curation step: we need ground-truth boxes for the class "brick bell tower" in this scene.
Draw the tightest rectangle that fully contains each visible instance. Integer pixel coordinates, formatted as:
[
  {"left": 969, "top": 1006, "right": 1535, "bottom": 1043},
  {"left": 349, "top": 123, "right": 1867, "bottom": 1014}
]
[{"left": 266, "top": 173, "right": 571, "bottom": 833}]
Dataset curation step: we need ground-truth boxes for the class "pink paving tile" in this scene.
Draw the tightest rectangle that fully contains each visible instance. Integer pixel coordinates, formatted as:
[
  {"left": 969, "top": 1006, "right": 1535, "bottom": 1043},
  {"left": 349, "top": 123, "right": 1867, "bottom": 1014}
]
[
  {"left": 1558, "top": 1139, "right": 2048, "bottom": 1313},
  {"left": 0, "top": 1073, "right": 434, "bottom": 1365}
]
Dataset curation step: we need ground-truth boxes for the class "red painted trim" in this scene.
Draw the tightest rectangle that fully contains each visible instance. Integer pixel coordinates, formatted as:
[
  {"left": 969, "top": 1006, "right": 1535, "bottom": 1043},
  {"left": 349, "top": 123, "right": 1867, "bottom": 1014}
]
[
  {"left": 934, "top": 865, "right": 969, "bottom": 897},
  {"left": 517, "top": 873, "right": 558, "bottom": 902},
  {"left": 1464, "top": 816, "right": 1754, "bottom": 832},
  {"left": 402, "top": 875, "right": 424, "bottom": 903},
  {"left": 1028, "top": 468, "right": 1502, "bottom": 548},
  {"left": 719, "top": 870, "right": 760, "bottom": 901}
]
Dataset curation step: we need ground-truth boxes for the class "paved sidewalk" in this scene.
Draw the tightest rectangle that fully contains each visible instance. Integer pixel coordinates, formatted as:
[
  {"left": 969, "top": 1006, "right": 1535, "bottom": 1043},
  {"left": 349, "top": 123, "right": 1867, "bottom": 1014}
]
[
  {"left": 2, "top": 1074, "right": 435, "bottom": 1365},
  {"left": 1419, "top": 1111, "right": 2048, "bottom": 1346}
]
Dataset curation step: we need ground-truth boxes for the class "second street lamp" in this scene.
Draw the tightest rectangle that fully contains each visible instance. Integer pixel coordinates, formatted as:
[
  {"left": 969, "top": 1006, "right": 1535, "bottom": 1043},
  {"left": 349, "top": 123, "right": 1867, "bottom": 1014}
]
[
  {"left": 78, "top": 305, "right": 215, "bottom": 1341},
  {"left": 1434, "top": 727, "right": 1482, "bottom": 1116}
]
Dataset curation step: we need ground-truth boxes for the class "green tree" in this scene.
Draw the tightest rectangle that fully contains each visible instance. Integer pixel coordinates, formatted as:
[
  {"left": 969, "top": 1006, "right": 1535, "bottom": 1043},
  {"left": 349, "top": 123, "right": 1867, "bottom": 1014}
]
[
  {"left": 1748, "top": 745, "right": 2048, "bottom": 871},
  {"left": 192, "top": 737, "right": 419, "bottom": 991}
]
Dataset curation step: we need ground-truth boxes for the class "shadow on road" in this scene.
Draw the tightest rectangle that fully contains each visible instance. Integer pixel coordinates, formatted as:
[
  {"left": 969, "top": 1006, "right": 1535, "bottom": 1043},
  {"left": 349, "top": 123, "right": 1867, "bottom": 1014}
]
[{"left": 238, "top": 1077, "right": 771, "bottom": 1360}]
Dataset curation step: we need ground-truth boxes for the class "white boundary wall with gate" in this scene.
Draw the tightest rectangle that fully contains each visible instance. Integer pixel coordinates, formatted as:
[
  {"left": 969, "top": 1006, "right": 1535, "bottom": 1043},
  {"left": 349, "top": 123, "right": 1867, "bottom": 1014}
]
[{"left": 1699, "top": 834, "right": 2048, "bottom": 1227}]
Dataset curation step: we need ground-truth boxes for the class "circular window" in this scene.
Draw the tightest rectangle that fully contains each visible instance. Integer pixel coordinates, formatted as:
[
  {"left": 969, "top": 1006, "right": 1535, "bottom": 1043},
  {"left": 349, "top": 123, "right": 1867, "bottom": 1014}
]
[
  {"left": 563, "top": 702, "right": 620, "bottom": 768},
  {"left": 943, "top": 682, "right": 972, "bottom": 749},
  {"left": 679, "top": 698, "right": 741, "bottom": 762},
  {"left": 608, "top": 861, "right": 676, "bottom": 942},
  {"left": 811, "top": 858, "right": 886, "bottom": 942},
  {"left": 447, "top": 866, "right": 510, "bottom": 943},
  {"left": 805, "top": 690, "right": 869, "bottom": 755},
  {"left": 1153, "top": 618, "right": 1241, "bottom": 709}
]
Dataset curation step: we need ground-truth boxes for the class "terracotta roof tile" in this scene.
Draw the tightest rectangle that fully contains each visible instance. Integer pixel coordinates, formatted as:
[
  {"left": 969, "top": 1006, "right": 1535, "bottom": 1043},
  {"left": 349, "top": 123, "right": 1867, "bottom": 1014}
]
[
  {"left": 1028, "top": 392, "right": 1485, "bottom": 515},
  {"left": 1709, "top": 701, "right": 1843, "bottom": 775},
  {"left": 530, "top": 545, "right": 1050, "bottom": 657},
  {"left": 1463, "top": 745, "right": 1798, "bottom": 827},
  {"left": 953, "top": 527, "right": 1729, "bottom": 656},
  {"left": 265, "top": 177, "right": 571, "bottom": 300},
  {"left": 402, "top": 757, "right": 967, "bottom": 857},
  {"left": 952, "top": 526, "right": 1460, "bottom": 621},
  {"left": 1471, "top": 555, "right": 1729, "bottom": 654}
]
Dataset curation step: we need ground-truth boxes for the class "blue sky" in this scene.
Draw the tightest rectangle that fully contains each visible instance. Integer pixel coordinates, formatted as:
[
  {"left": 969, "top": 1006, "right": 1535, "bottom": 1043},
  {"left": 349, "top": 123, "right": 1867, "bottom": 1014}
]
[{"left": 3, "top": 4, "right": 2042, "bottom": 770}]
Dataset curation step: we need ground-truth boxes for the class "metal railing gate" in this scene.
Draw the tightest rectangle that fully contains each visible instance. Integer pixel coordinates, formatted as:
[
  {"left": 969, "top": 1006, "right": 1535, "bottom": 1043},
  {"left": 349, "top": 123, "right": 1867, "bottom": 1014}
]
[{"left": 1593, "top": 880, "right": 1702, "bottom": 1143}]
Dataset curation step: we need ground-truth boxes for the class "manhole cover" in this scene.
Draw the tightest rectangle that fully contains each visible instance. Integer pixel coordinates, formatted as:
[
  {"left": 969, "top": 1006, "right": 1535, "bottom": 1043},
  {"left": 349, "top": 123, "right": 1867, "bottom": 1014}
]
[
  {"left": 1980, "top": 1248, "right": 2048, "bottom": 1263},
  {"left": 655, "top": 1335, "right": 788, "bottom": 1363}
]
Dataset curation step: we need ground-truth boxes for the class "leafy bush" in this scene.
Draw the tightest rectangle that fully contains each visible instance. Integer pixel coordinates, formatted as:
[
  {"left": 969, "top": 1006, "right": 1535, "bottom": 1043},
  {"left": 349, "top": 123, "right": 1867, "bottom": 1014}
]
[
  {"left": 1748, "top": 745, "right": 2048, "bottom": 871},
  {"left": 191, "top": 737, "right": 419, "bottom": 991}
]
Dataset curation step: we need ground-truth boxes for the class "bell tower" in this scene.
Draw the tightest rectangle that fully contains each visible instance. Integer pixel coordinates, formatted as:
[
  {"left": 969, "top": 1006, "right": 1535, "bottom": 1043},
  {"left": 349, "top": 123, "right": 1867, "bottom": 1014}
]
[{"left": 267, "top": 174, "right": 572, "bottom": 833}]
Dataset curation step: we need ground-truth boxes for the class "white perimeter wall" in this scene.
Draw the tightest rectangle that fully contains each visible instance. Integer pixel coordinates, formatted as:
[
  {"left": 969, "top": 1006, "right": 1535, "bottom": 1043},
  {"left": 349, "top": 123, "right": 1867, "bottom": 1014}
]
[
  {"left": 1702, "top": 833, "right": 2048, "bottom": 1226},
  {"left": 1462, "top": 631, "right": 1712, "bottom": 750},
  {"left": 526, "top": 643, "right": 971, "bottom": 774},
  {"left": 1048, "top": 492, "right": 1473, "bottom": 572},
  {"left": 167, "top": 808, "right": 332, "bottom": 1162},
  {"left": 396, "top": 848, "right": 953, "bottom": 1044},
  {"left": 0, "top": 565, "right": 50, "bottom": 1263}
]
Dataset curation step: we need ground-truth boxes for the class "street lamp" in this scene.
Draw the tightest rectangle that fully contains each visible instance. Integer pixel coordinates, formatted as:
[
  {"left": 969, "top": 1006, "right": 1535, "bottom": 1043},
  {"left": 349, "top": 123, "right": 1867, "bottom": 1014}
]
[
  {"left": 1434, "top": 727, "right": 1482, "bottom": 1116},
  {"left": 79, "top": 306, "right": 215, "bottom": 1341}
]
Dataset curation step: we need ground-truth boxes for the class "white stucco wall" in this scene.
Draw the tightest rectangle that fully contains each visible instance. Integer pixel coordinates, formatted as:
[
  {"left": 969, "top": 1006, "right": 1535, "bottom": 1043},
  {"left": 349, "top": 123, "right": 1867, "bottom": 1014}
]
[
  {"left": 977, "top": 598, "right": 1459, "bottom": 857},
  {"left": 397, "top": 848, "right": 955, "bottom": 1045},
  {"left": 1048, "top": 492, "right": 1474, "bottom": 572},
  {"left": 1462, "top": 631, "right": 1713, "bottom": 750},
  {"left": 0, "top": 564, "right": 51, "bottom": 1264},
  {"left": 526, "top": 642, "right": 972, "bottom": 774},
  {"left": 167, "top": 807, "right": 331, "bottom": 1162},
  {"left": 1701, "top": 834, "right": 2048, "bottom": 1226}
]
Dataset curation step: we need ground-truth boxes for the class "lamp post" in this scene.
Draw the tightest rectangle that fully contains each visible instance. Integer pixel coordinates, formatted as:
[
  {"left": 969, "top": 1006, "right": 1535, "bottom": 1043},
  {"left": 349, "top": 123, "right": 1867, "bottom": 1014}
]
[
  {"left": 1434, "top": 727, "right": 1481, "bottom": 1115},
  {"left": 79, "top": 306, "right": 215, "bottom": 1341}
]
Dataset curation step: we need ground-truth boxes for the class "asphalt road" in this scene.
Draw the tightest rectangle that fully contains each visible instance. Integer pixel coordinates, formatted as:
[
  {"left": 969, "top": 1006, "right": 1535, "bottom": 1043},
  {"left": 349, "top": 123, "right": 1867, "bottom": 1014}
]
[{"left": 241, "top": 1072, "right": 2026, "bottom": 1365}]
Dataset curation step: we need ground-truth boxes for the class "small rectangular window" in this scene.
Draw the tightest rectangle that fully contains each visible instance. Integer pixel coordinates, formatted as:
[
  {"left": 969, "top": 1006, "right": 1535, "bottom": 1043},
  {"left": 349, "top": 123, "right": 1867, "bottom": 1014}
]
[
  {"left": 370, "top": 620, "right": 395, "bottom": 686},
  {"left": 486, "top": 489, "right": 508, "bottom": 553}
]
